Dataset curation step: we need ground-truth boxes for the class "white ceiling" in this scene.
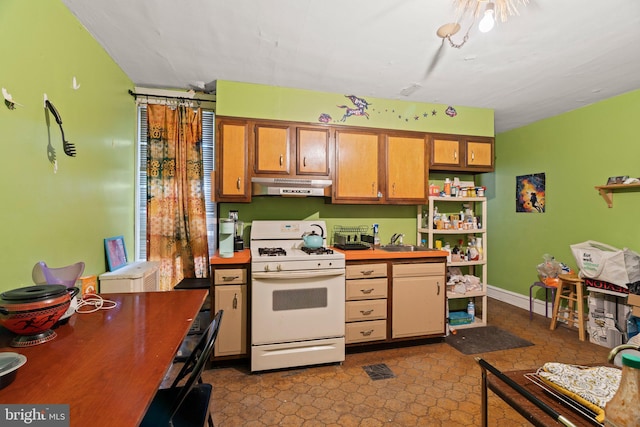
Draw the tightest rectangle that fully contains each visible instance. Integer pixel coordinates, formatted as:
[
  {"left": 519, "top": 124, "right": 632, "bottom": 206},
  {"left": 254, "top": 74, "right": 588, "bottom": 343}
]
[{"left": 62, "top": 0, "right": 640, "bottom": 133}]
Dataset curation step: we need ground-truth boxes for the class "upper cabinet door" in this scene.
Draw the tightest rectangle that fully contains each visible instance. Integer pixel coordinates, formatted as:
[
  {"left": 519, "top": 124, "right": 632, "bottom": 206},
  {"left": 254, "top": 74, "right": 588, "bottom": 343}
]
[
  {"left": 216, "top": 120, "right": 250, "bottom": 202},
  {"left": 296, "top": 127, "right": 331, "bottom": 176},
  {"left": 465, "top": 138, "right": 494, "bottom": 171},
  {"left": 431, "top": 136, "right": 462, "bottom": 169},
  {"left": 386, "top": 135, "right": 428, "bottom": 203},
  {"left": 334, "top": 130, "right": 381, "bottom": 203},
  {"left": 254, "top": 124, "right": 290, "bottom": 175}
]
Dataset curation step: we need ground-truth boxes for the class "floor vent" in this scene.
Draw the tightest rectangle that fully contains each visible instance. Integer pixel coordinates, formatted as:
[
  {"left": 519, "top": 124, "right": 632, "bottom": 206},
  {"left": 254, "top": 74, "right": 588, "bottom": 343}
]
[{"left": 362, "top": 363, "right": 395, "bottom": 380}]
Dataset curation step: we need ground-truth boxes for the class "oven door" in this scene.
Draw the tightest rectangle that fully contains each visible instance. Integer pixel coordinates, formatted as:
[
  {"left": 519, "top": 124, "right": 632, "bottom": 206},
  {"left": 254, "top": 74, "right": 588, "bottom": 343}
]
[{"left": 251, "top": 269, "right": 345, "bottom": 345}]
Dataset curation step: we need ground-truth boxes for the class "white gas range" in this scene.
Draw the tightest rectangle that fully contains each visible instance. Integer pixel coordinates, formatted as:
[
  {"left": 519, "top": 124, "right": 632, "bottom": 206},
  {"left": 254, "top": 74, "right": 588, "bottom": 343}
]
[{"left": 249, "top": 220, "right": 346, "bottom": 372}]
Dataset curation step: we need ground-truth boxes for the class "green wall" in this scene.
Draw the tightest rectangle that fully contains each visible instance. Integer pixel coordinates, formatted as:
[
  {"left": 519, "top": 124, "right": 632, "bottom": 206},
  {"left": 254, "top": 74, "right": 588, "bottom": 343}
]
[
  {"left": 485, "top": 89, "right": 640, "bottom": 298},
  {"left": 217, "top": 80, "right": 494, "bottom": 136},
  {"left": 0, "top": 0, "right": 135, "bottom": 292}
]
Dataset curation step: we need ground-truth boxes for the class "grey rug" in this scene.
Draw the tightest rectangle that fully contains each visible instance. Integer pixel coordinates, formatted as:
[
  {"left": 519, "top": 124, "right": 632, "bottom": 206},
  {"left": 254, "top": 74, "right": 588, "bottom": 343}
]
[{"left": 445, "top": 325, "right": 534, "bottom": 355}]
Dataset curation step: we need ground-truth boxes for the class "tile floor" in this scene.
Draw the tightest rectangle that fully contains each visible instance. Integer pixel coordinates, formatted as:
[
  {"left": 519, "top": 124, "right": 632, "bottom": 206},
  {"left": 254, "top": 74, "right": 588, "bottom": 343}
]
[{"left": 201, "top": 298, "right": 612, "bottom": 426}]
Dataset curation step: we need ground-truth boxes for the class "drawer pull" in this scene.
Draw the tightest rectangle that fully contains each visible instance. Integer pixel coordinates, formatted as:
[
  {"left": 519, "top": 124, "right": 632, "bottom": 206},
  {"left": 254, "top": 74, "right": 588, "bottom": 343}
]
[
  {"left": 360, "top": 288, "right": 374, "bottom": 294},
  {"left": 222, "top": 275, "right": 239, "bottom": 281},
  {"left": 437, "top": 281, "right": 440, "bottom": 296},
  {"left": 233, "top": 293, "right": 238, "bottom": 309},
  {"left": 361, "top": 270, "right": 374, "bottom": 276},
  {"left": 360, "top": 329, "right": 374, "bottom": 336},
  {"left": 236, "top": 177, "right": 241, "bottom": 189},
  {"left": 360, "top": 309, "right": 374, "bottom": 315},
  {"left": 279, "top": 154, "right": 283, "bottom": 166}
]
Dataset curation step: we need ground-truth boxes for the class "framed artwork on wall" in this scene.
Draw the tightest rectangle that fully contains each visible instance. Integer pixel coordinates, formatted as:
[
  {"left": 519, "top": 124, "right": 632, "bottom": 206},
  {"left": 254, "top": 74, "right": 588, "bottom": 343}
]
[
  {"left": 104, "top": 235, "right": 128, "bottom": 271},
  {"left": 516, "top": 173, "right": 545, "bottom": 213}
]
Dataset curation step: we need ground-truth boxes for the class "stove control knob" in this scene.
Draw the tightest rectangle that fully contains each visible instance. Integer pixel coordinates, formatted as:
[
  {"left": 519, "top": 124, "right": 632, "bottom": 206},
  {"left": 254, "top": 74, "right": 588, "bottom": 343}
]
[
  {"left": 277, "top": 264, "right": 282, "bottom": 272},
  {"left": 264, "top": 265, "right": 270, "bottom": 272}
]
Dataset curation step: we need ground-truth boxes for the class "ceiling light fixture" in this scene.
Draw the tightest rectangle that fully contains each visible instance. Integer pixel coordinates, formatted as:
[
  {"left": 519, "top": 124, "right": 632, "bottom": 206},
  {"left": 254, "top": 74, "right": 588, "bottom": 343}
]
[
  {"left": 478, "top": 2, "right": 495, "bottom": 33},
  {"left": 436, "top": 0, "right": 528, "bottom": 48}
]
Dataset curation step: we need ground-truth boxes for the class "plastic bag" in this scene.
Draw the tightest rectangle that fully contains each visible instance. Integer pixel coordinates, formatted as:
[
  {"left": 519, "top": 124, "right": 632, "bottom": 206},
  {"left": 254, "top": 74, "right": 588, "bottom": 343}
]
[
  {"left": 536, "top": 254, "right": 563, "bottom": 287},
  {"left": 571, "top": 240, "right": 640, "bottom": 287}
]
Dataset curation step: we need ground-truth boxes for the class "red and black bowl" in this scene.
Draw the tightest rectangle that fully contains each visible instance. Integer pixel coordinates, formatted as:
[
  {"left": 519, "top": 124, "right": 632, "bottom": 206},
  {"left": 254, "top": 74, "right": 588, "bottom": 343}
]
[{"left": 0, "top": 285, "right": 79, "bottom": 347}]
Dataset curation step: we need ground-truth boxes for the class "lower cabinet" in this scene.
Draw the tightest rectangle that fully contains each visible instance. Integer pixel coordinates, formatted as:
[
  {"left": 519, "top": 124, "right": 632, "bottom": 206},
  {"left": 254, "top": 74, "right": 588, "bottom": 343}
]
[
  {"left": 345, "top": 259, "right": 447, "bottom": 348},
  {"left": 392, "top": 262, "right": 446, "bottom": 338},
  {"left": 345, "top": 262, "right": 388, "bottom": 344},
  {"left": 213, "top": 268, "right": 247, "bottom": 358}
]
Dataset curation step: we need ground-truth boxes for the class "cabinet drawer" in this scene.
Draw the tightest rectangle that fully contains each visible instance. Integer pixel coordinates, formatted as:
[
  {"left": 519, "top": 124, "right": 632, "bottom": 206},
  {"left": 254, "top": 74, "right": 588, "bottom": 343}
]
[
  {"left": 345, "top": 299, "right": 387, "bottom": 321},
  {"left": 346, "top": 320, "right": 386, "bottom": 344},
  {"left": 346, "top": 263, "right": 387, "bottom": 279},
  {"left": 214, "top": 269, "right": 246, "bottom": 284},
  {"left": 346, "top": 278, "right": 388, "bottom": 300},
  {"left": 392, "top": 262, "right": 444, "bottom": 277}
]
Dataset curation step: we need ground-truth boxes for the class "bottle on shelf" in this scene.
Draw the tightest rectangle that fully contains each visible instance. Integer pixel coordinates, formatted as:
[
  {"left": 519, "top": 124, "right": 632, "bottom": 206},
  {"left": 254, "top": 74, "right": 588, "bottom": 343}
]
[
  {"left": 604, "top": 353, "right": 640, "bottom": 426},
  {"left": 467, "top": 299, "right": 475, "bottom": 322},
  {"left": 444, "top": 178, "right": 451, "bottom": 196}
]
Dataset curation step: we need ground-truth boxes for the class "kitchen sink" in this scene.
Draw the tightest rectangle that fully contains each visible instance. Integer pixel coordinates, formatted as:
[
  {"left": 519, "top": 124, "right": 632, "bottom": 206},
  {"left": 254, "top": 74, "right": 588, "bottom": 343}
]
[{"left": 379, "top": 245, "right": 437, "bottom": 252}]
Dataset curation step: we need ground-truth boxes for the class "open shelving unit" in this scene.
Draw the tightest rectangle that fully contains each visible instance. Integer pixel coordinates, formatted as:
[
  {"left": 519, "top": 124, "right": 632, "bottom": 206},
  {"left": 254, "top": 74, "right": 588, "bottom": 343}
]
[{"left": 417, "top": 196, "right": 487, "bottom": 329}]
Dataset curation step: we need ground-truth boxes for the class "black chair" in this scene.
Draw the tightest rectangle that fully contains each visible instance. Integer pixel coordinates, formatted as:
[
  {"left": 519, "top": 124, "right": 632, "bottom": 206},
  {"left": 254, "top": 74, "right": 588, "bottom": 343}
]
[{"left": 140, "top": 310, "right": 223, "bottom": 427}]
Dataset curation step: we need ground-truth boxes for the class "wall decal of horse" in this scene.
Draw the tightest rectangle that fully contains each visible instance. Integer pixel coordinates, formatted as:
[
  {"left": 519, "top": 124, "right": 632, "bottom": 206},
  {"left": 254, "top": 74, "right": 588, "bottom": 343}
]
[{"left": 337, "top": 95, "right": 371, "bottom": 122}]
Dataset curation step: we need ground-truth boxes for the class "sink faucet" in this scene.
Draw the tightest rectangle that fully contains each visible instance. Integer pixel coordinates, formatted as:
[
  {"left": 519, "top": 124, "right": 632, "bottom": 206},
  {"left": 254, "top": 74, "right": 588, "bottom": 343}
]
[{"left": 390, "top": 233, "right": 404, "bottom": 245}]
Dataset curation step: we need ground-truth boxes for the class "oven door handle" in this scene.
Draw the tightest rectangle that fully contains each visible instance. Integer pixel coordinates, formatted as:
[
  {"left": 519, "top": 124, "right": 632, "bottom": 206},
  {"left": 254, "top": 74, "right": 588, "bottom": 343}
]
[{"left": 252, "top": 270, "right": 345, "bottom": 280}]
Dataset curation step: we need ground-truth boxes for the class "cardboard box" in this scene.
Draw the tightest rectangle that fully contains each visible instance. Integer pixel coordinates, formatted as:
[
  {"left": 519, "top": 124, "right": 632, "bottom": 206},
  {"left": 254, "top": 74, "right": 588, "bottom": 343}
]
[{"left": 627, "top": 293, "right": 640, "bottom": 307}]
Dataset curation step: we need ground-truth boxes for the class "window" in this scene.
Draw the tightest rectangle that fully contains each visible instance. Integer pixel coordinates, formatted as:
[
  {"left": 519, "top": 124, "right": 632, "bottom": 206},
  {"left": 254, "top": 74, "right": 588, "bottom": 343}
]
[{"left": 135, "top": 106, "right": 216, "bottom": 261}]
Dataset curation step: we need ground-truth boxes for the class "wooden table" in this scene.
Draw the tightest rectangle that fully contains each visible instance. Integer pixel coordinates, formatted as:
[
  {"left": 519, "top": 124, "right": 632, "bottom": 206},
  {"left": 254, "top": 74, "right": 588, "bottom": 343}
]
[
  {"left": 483, "top": 367, "right": 600, "bottom": 427},
  {"left": 0, "top": 290, "right": 208, "bottom": 427}
]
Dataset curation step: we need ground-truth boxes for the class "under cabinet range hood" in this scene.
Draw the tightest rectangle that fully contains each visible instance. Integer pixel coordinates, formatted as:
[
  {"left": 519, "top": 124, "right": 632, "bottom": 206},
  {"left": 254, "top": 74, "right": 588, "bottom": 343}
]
[{"left": 251, "top": 177, "right": 332, "bottom": 197}]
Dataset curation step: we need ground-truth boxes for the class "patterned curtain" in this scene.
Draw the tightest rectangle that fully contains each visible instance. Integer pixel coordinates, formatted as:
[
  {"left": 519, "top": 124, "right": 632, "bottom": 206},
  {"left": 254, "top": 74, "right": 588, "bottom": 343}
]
[{"left": 146, "top": 104, "right": 209, "bottom": 290}]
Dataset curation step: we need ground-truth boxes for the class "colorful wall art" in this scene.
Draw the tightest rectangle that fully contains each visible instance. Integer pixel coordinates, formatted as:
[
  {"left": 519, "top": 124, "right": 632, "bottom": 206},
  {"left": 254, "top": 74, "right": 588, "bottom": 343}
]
[{"left": 516, "top": 173, "right": 545, "bottom": 213}]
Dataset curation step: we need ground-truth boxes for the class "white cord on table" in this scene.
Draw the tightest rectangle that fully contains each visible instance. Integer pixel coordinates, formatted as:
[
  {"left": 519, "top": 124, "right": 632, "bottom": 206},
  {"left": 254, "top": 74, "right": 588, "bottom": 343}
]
[{"left": 75, "top": 294, "right": 118, "bottom": 313}]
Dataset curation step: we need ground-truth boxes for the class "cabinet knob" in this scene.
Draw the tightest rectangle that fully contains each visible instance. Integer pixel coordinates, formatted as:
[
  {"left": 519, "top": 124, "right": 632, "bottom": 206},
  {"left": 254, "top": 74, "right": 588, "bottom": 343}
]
[
  {"left": 279, "top": 155, "right": 283, "bottom": 167},
  {"left": 471, "top": 150, "right": 475, "bottom": 162},
  {"left": 233, "top": 293, "right": 238, "bottom": 309},
  {"left": 454, "top": 150, "right": 458, "bottom": 161},
  {"left": 236, "top": 177, "right": 241, "bottom": 190},
  {"left": 303, "top": 157, "right": 307, "bottom": 167}
]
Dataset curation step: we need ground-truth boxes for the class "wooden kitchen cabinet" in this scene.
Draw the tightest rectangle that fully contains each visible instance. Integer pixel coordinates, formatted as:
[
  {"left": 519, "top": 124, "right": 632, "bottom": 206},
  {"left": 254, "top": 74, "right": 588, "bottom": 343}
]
[
  {"left": 254, "top": 123, "right": 290, "bottom": 175},
  {"left": 385, "top": 133, "right": 428, "bottom": 204},
  {"left": 392, "top": 262, "right": 446, "bottom": 338},
  {"left": 431, "top": 135, "right": 461, "bottom": 170},
  {"left": 333, "top": 130, "right": 381, "bottom": 203},
  {"left": 344, "top": 262, "right": 388, "bottom": 344},
  {"left": 296, "top": 126, "right": 331, "bottom": 176},
  {"left": 213, "top": 267, "right": 247, "bottom": 358},
  {"left": 214, "top": 119, "right": 250, "bottom": 202},
  {"left": 430, "top": 134, "right": 494, "bottom": 172},
  {"left": 465, "top": 138, "right": 493, "bottom": 171}
]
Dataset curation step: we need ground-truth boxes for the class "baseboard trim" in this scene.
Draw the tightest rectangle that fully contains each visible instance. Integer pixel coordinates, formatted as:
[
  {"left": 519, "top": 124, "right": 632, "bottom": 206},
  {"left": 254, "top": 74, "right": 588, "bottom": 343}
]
[{"left": 487, "top": 285, "right": 554, "bottom": 317}]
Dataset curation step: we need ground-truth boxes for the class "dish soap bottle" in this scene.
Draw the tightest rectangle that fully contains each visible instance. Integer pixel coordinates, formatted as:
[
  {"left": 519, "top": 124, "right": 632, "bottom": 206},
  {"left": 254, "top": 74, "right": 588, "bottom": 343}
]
[
  {"left": 604, "top": 353, "right": 640, "bottom": 426},
  {"left": 467, "top": 299, "right": 475, "bottom": 322},
  {"left": 373, "top": 223, "right": 380, "bottom": 247}
]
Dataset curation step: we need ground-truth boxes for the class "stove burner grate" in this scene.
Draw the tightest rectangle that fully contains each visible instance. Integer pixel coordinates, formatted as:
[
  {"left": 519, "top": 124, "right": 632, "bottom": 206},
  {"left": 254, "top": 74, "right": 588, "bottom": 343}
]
[
  {"left": 258, "top": 247, "right": 287, "bottom": 256},
  {"left": 301, "top": 247, "right": 334, "bottom": 255}
]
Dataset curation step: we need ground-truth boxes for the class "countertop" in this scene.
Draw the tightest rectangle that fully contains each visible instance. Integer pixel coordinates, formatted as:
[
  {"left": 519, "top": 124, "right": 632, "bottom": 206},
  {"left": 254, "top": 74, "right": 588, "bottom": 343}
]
[
  {"left": 210, "top": 249, "right": 251, "bottom": 265},
  {"left": 333, "top": 247, "right": 449, "bottom": 261},
  {"left": 209, "top": 248, "right": 447, "bottom": 264}
]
